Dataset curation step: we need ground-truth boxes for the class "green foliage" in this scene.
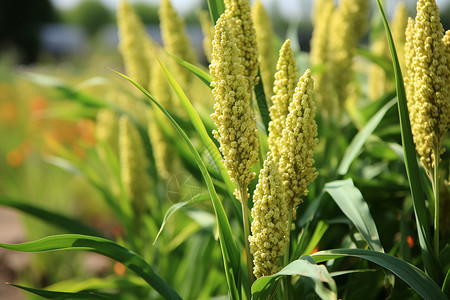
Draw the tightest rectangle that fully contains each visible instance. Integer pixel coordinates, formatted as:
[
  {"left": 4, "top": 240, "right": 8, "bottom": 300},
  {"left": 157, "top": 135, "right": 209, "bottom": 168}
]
[{"left": 0, "top": 0, "right": 448, "bottom": 299}]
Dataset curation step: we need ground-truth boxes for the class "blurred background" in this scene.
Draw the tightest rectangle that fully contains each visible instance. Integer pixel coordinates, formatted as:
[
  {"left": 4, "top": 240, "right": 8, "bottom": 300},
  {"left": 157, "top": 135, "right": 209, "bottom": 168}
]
[{"left": 0, "top": 0, "right": 449, "bottom": 65}]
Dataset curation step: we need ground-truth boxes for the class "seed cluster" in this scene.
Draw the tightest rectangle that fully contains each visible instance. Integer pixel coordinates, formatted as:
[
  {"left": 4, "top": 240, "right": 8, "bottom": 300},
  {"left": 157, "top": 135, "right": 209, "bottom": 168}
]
[
  {"left": 224, "top": 0, "right": 259, "bottom": 84},
  {"left": 119, "top": 116, "right": 150, "bottom": 218},
  {"left": 117, "top": 0, "right": 151, "bottom": 87},
  {"left": 252, "top": 0, "right": 277, "bottom": 99},
  {"left": 404, "top": 0, "right": 450, "bottom": 171},
  {"left": 279, "top": 69, "right": 318, "bottom": 214},
  {"left": 250, "top": 69, "right": 318, "bottom": 278},
  {"left": 159, "top": 0, "right": 197, "bottom": 87},
  {"left": 210, "top": 13, "right": 259, "bottom": 189},
  {"left": 268, "top": 40, "right": 298, "bottom": 164},
  {"left": 249, "top": 152, "right": 288, "bottom": 278}
]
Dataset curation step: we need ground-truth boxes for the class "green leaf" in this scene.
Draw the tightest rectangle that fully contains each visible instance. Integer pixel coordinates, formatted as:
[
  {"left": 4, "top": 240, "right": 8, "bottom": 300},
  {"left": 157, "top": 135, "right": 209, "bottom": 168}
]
[
  {"left": 9, "top": 284, "right": 114, "bottom": 299},
  {"left": 311, "top": 248, "right": 447, "bottom": 300},
  {"left": 45, "top": 275, "right": 147, "bottom": 293},
  {"left": 0, "top": 197, "right": 105, "bottom": 238},
  {"left": 154, "top": 56, "right": 239, "bottom": 210},
  {"left": 357, "top": 48, "right": 394, "bottom": 78},
  {"left": 115, "top": 71, "right": 241, "bottom": 300},
  {"left": 338, "top": 98, "right": 397, "bottom": 175},
  {"left": 207, "top": 0, "right": 225, "bottom": 25},
  {"left": 154, "top": 193, "right": 210, "bottom": 244},
  {"left": 324, "top": 179, "right": 384, "bottom": 252},
  {"left": 443, "top": 268, "right": 450, "bottom": 297},
  {"left": 251, "top": 256, "right": 337, "bottom": 300},
  {"left": 377, "top": 0, "right": 441, "bottom": 281},
  {"left": 164, "top": 51, "right": 212, "bottom": 88},
  {"left": 254, "top": 67, "right": 270, "bottom": 134},
  {"left": 0, "top": 234, "right": 182, "bottom": 300},
  {"left": 20, "top": 72, "right": 106, "bottom": 108}
]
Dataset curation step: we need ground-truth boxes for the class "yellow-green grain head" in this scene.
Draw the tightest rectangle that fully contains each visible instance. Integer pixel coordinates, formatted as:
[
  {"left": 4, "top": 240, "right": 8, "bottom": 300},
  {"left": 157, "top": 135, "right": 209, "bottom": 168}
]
[
  {"left": 328, "top": 0, "right": 369, "bottom": 111},
  {"left": 252, "top": 0, "right": 277, "bottom": 99},
  {"left": 406, "top": 0, "right": 449, "bottom": 172},
  {"left": 119, "top": 115, "right": 151, "bottom": 222},
  {"left": 210, "top": 12, "right": 259, "bottom": 192},
  {"left": 268, "top": 40, "right": 298, "bottom": 163},
  {"left": 391, "top": 2, "right": 408, "bottom": 72},
  {"left": 279, "top": 69, "right": 318, "bottom": 215},
  {"left": 310, "top": 0, "right": 335, "bottom": 114},
  {"left": 159, "top": 0, "right": 197, "bottom": 87},
  {"left": 117, "top": 0, "right": 151, "bottom": 87},
  {"left": 249, "top": 151, "right": 288, "bottom": 278},
  {"left": 224, "top": 0, "right": 259, "bottom": 86}
]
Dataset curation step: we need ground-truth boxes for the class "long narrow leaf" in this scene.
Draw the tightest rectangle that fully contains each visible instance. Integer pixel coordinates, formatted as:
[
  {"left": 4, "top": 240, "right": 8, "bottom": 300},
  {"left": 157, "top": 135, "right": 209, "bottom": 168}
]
[
  {"left": 377, "top": 0, "right": 440, "bottom": 281},
  {"left": 115, "top": 71, "right": 241, "bottom": 300},
  {"left": 252, "top": 256, "right": 337, "bottom": 300},
  {"left": 9, "top": 284, "right": 114, "bottom": 300},
  {"left": 311, "top": 248, "right": 446, "bottom": 300},
  {"left": 164, "top": 51, "right": 212, "bottom": 88},
  {"left": 154, "top": 56, "right": 238, "bottom": 205},
  {"left": 325, "top": 179, "right": 384, "bottom": 252},
  {"left": 0, "top": 235, "right": 182, "bottom": 300},
  {"left": 0, "top": 197, "right": 105, "bottom": 238},
  {"left": 338, "top": 98, "right": 397, "bottom": 175},
  {"left": 207, "top": 0, "right": 225, "bottom": 25},
  {"left": 254, "top": 68, "right": 270, "bottom": 134},
  {"left": 154, "top": 193, "right": 210, "bottom": 244}
]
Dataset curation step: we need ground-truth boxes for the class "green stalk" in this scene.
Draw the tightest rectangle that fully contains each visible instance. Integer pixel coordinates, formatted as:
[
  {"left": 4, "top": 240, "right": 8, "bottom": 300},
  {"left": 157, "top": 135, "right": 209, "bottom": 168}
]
[
  {"left": 240, "top": 185, "right": 255, "bottom": 292},
  {"left": 433, "top": 145, "right": 440, "bottom": 258},
  {"left": 281, "top": 201, "right": 294, "bottom": 299}
]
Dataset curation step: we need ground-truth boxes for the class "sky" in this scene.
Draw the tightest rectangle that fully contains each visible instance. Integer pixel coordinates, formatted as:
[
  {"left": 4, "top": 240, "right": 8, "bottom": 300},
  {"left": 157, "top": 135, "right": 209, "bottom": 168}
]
[{"left": 51, "top": 0, "right": 450, "bottom": 19}]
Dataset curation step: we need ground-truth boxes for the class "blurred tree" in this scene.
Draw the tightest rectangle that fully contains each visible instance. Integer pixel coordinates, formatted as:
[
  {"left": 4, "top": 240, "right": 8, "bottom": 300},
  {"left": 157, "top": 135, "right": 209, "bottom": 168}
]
[
  {"left": 132, "top": 3, "right": 160, "bottom": 24},
  {"left": 63, "top": 0, "right": 113, "bottom": 37},
  {"left": 0, "top": 0, "right": 58, "bottom": 64}
]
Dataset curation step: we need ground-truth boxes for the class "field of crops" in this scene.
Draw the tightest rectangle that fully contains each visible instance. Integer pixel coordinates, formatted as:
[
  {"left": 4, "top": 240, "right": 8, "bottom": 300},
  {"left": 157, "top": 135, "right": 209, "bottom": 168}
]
[{"left": 0, "top": 0, "right": 449, "bottom": 299}]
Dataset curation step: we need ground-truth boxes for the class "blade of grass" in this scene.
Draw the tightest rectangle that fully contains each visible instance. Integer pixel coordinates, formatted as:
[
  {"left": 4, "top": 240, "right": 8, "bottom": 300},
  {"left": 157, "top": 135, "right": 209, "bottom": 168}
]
[
  {"left": 377, "top": 0, "right": 441, "bottom": 281},
  {"left": 9, "top": 284, "right": 114, "bottom": 300},
  {"left": 311, "top": 248, "right": 446, "bottom": 300},
  {"left": 338, "top": 98, "right": 396, "bottom": 175},
  {"left": 164, "top": 51, "right": 213, "bottom": 88},
  {"left": 0, "top": 197, "right": 105, "bottom": 238},
  {"left": 0, "top": 235, "right": 182, "bottom": 300},
  {"left": 254, "top": 67, "right": 270, "bottom": 134},
  {"left": 154, "top": 56, "right": 239, "bottom": 208},
  {"left": 20, "top": 72, "right": 107, "bottom": 108},
  {"left": 252, "top": 256, "right": 337, "bottom": 300},
  {"left": 154, "top": 193, "right": 210, "bottom": 244},
  {"left": 115, "top": 71, "right": 241, "bottom": 300},
  {"left": 207, "top": 0, "right": 225, "bottom": 25},
  {"left": 325, "top": 179, "right": 384, "bottom": 252}
]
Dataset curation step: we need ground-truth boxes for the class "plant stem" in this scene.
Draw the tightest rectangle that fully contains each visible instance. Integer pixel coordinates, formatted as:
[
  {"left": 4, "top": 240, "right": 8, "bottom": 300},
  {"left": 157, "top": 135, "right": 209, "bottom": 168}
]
[
  {"left": 281, "top": 200, "right": 294, "bottom": 300},
  {"left": 240, "top": 185, "right": 255, "bottom": 290},
  {"left": 433, "top": 146, "right": 440, "bottom": 258}
]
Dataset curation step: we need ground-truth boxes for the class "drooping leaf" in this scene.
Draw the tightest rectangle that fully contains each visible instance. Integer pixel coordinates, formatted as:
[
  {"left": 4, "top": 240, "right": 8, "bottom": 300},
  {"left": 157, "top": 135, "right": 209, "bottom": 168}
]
[
  {"left": 0, "top": 235, "right": 182, "bottom": 300},
  {"left": 377, "top": 0, "right": 441, "bottom": 281},
  {"left": 154, "top": 193, "right": 210, "bottom": 244},
  {"left": 324, "top": 179, "right": 384, "bottom": 252},
  {"left": 251, "top": 256, "right": 337, "bottom": 300},
  {"left": 311, "top": 248, "right": 446, "bottom": 300},
  {"left": 0, "top": 197, "right": 105, "bottom": 238},
  {"left": 9, "top": 284, "right": 114, "bottom": 300},
  {"left": 115, "top": 71, "right": 241, "bottom": 300},
  {"left": 338, "top": 98, "right": 397, "bottom": 175}
]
